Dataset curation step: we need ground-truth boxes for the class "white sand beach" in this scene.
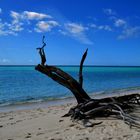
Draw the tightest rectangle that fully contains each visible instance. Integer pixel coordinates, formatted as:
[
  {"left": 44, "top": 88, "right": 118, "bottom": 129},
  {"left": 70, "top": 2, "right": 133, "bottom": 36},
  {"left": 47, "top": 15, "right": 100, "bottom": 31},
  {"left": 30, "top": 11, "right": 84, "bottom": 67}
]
[{"left": 0, "top": 101, "right": 140, "bottom": 140}]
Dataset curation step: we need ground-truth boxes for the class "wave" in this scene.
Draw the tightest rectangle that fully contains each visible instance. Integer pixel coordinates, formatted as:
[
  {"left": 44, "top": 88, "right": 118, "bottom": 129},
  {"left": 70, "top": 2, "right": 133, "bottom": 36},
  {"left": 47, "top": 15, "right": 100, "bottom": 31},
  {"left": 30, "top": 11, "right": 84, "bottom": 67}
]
[
  {"left": 90, "top": 86, "right": 140, "bottom": 99},
  {"left": 0, "top": 95, "right": 74, "bottom": 107},
  {"left": 0, "top": 86, "right": 140, "bottom": 107}
]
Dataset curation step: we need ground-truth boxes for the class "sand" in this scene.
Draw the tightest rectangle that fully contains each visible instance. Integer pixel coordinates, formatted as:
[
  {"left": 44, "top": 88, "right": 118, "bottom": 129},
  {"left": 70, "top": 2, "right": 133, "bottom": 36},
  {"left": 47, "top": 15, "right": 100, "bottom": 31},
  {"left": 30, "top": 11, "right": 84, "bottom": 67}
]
[{"left": 0, "top": 102, "right": 140, "bottom": 140}]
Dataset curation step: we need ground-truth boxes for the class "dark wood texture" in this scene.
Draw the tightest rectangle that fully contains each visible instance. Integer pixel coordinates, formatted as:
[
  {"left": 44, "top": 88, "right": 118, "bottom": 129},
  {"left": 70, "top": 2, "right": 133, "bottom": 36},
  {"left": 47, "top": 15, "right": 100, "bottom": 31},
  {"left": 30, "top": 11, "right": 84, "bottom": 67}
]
[{"left": 35, "top": 36, "right": 140, "bottom": 128}]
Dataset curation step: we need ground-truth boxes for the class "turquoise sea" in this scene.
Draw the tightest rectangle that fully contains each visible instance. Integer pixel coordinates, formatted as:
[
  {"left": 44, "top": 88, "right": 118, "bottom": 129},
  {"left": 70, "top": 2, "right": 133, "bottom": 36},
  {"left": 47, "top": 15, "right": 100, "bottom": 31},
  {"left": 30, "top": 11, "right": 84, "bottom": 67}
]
[{"left": 1, "top": 66, "right": 140, "bottom": 106}]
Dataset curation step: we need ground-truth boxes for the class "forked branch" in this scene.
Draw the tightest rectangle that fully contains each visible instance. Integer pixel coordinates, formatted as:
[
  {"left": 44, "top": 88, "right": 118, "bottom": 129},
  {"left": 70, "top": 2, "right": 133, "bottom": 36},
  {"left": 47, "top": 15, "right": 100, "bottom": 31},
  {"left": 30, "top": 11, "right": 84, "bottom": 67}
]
[
  {"left": 35, "top": 36, "right": 91, "bottom": 104},
  {"left": 36, "top": 35, "right": 46, "bottom": 65},
  {"left": 35, "top": 36, "right": 140, "bottom": 128}
]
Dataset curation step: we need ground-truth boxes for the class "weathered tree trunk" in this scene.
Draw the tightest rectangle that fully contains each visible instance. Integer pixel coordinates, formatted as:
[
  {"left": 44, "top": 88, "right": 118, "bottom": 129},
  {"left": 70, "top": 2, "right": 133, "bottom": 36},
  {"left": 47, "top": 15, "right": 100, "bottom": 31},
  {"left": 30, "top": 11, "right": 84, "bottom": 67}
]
[
  {"left": 35, "top": 56, "right": 91, "bottom": 104},
  {"left": 35, "top": 36, "right": 140, "bottom": 128}
]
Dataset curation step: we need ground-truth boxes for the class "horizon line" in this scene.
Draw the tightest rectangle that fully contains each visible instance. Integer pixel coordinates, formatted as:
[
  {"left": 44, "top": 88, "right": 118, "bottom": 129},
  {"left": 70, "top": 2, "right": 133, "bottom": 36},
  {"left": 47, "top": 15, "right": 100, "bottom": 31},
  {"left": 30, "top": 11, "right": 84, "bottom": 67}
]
[{"left": 1, "top": 65, "right": 140, "bottom": 67}]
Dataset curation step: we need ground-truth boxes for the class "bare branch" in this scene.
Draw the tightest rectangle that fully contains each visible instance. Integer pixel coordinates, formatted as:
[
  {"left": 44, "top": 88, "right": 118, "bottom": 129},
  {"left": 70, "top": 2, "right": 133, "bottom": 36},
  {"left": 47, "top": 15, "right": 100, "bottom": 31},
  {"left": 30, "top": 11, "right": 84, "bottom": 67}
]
[
  {"left": 79, "top": 49, "right": 88, "bottom": 87},
  {"left": 35, "top": 37, "right": 140, "bottom": 128},
  {"left": 36, "top": 35, "right": 46, "bottom": 65}
]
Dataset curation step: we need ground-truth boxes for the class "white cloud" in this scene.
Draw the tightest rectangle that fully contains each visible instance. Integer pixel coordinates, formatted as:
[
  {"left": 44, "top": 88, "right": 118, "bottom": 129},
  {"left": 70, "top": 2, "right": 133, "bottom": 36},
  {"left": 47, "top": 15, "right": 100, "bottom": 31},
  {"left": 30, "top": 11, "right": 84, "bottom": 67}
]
[
  {"left": 90, "top": 24, "right": 97, "bottom": 28},
  {"left": 104, "top": 9, "right": 126, "bottom": 28},
  {"left": 47, "top": 20, "right": 59, "bottom": 26},
  {"left": 0, "top": 10, "right": 57, "bottom": 36},
  {"left": 103, "top": 9, "right": 139, "bottom": 40},
  {"left": 0, "top": 22, "right": 18, "bottom": 36},
  {"left": 9, "top": 11, "right": 54, "bottom": 34},
  {"left": 10, "top": 11, "right": 20, "bottom": 24},
  {"left": 10, "top": 11, "right": 24, "bottom": 33},
  {"left": 0, "top": 22, "right": 5, "bottom": 29},
  {"left": 90, "top": 24, "right": 112, "bottom": 31},
  {"left": 0, "top": 12, "right": 23, "bottom": 36},
  {"left": 23, "top": 11, "right": 52, "bottom": 20},
  {"left": 35, "top": 20, "right": 59, "bottom": 32},
  {"left": 0, "top": 8, "right": 2, "bottom": 14},
  {"left": 103, "top": 8, "right": 116, "bottom": 15},
  {"left": 2, "top": 10, "right": 55, "bottom": 35},
  {"left": 64, "top": 22, "right": 93, "bottom": 45},
  {"left": 10, "top": 11, "right": 52, "bottom": 22},
  {"left": 2, "top": 59, "right": 10, "bottom": 63},
  {"left": 9, "top": 22, "right": 23, "bottom": 32},
  {"left": 114, "top": 19, "right": 126, "bottom": 27},
  {"left": 0, "top": 29, "right": 7, "bottom": 36},
  {"left": 99, "top": 25, "right": 112, "bottom": 31},
  {"left": 10, "top": 10, "right": 52, "bottom": 30},
  {"left": 0, "top": 58, "right": 10, "bottom": 63},
  {"left": 118, "top": 26, "right": 140, "bottom": 39},
  {"left": 58, "top": 29, "right": 67, "bottom": 35},
  {"left": 65, "top": 23, "right": 87, "bottom": 34}
]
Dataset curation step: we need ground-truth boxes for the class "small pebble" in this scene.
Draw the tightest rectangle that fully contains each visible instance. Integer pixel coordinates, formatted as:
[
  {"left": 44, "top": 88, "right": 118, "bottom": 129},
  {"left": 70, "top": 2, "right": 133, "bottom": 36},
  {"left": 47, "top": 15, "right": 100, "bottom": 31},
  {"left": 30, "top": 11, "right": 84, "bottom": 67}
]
[
  {"left": 69, "top": 124, "right": 75, "bottom": 127},
  {"left": 9, "top": 118, "right": 14, "bottom": 120},
  {"left": 25, "top": 135, "right": 31, "bottom": 138},
  {"left": 59, "top": 119, "right": 64, "bottom": 122},
  {"left": 55, "top": 131, "right": 60, "bottom": 134},
  {"left": 36, "top": 132, "right": 44, "bottom": 136}
]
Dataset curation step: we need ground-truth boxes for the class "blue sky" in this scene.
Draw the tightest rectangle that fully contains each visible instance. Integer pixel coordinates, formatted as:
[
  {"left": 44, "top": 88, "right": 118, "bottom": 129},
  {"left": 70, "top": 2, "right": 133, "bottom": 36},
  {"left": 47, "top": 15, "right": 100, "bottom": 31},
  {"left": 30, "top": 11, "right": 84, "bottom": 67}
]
[{"left": 0, "top": 0, "right": 140, "bottom": 65}]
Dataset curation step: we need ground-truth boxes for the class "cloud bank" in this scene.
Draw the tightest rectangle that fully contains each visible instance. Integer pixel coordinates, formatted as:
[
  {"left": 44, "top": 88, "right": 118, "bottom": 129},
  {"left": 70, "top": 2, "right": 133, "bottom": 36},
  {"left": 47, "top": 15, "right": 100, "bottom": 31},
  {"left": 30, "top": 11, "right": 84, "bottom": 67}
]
[{"left": 0, "top": 8, "right": 140, "bottom": 44}]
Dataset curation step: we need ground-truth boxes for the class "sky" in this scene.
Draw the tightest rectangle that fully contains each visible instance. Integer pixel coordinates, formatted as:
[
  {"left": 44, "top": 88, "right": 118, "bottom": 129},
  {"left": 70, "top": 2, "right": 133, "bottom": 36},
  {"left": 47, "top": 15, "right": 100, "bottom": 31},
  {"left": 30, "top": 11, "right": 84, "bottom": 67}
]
[{"left": 0, "top": 0, "right": 140, "bottom": 65}]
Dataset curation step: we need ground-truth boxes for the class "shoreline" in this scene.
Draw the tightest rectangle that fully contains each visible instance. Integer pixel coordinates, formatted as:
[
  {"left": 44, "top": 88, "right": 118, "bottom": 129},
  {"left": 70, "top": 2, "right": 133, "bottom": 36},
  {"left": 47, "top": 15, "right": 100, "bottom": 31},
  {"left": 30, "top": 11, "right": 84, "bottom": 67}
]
[
  {"left": 0, "top": 88, "right": 140, "bottom": 113},
  {"left": 0, "top": 97, "right": 76, "bottom": 113},
  {"left": 0, "top": 96, "right": 140, "bottom": 140}
]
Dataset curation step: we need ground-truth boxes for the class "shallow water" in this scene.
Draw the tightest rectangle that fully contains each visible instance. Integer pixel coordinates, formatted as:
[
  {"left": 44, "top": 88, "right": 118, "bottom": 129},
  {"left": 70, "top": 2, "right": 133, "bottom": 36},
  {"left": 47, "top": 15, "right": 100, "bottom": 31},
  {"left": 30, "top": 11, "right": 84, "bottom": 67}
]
[{"left": 1, "top": 66, "right": 140, "bottom": 106}]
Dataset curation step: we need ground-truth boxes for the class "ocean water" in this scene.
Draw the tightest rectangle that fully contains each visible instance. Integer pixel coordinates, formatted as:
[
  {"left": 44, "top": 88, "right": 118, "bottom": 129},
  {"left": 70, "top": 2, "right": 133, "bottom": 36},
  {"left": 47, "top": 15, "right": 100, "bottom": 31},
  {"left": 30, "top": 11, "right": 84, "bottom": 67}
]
[{"left": 1, "top": 66, "right": 140, "bottom": 106}]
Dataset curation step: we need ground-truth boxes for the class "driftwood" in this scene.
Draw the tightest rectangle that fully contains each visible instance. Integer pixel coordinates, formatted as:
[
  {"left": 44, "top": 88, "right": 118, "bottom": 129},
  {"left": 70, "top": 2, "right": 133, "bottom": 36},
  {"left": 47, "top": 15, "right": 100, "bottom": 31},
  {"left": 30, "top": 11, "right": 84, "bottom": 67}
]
[{"left": 35, "top": 36, "right": 140, "bottom": 128}]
